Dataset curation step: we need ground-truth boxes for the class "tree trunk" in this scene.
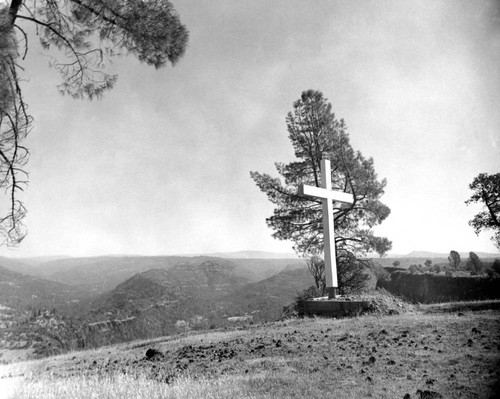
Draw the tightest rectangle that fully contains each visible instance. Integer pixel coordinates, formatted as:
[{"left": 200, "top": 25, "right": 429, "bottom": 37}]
[{"left": 9, "top": 0, "right": 23, "bottom": 24}]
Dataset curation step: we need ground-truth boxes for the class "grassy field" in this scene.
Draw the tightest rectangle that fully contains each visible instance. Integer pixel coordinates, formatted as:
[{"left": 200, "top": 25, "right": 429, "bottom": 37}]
[{"left": 0, "top": 306, "right": 499, "bottom": 399}]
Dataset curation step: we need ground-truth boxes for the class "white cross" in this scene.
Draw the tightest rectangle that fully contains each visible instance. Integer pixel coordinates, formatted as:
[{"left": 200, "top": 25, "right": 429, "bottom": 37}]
[{"left": 298, "top": 159, "right": 354, "bottom": 299}]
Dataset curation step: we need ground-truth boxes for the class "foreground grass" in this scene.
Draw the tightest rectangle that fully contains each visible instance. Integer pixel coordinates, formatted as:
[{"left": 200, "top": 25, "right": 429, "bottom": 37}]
[
  {"left": 2, "top": 373, "right": 256, "bottom": 399},
  {"left": 1, "top": 310, "right": 499, "bottom": 399}
]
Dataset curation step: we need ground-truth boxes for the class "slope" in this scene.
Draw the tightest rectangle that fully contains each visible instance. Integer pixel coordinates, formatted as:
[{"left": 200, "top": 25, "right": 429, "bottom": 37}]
[
  {"left": 82, "top": 260, "right": 251, "bottom": 347},
  {"left": 3, "top": 308, "right": 499, "bottom": 398},
  {"left": 0, "top": 265, "right": 86, "bottom": 311},
  {"left": 28, "top": 255, "right": 303, "bottom": 294}
]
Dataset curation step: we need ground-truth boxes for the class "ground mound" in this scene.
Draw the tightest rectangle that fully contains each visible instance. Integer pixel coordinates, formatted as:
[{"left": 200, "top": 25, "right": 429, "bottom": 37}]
[{"left": 336, "top": 289, "right": 416, "bottom": 315}]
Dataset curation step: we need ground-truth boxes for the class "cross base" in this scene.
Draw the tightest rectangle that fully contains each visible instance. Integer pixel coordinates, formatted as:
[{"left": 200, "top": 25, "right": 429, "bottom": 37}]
[{"left": 326, "top": 287, "right": 338, "bottom": 299}]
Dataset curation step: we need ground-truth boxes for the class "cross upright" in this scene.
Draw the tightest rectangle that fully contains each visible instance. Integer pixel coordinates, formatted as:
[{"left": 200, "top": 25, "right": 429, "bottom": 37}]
[{"left": 298, "top": 158, "right": 354, "bottom": 299}]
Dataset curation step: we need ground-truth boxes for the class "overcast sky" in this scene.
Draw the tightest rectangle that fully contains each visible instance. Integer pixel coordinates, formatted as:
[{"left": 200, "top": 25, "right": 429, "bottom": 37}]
[{"left": 1, "top": 0, "right": 499, "bottom": 258}]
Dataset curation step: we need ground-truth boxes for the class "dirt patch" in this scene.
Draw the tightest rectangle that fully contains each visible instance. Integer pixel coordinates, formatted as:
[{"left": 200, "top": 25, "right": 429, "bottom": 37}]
[{"left": 326, "top": 289, "right": 416, "bottom": 316}]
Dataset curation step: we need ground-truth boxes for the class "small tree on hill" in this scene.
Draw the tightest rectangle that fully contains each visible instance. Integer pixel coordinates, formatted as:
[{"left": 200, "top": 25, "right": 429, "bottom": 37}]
[
  {"left": 251, "top": 90, "right": 391, "bottom": 294},
  {"left": 448, "top": 250, "right": 461, "bottom": 270},
  {"left": 465, "top": 173, "right": 500, "bottom": 250},
  {"left": 465, "top": 252, "right": 483, "bottom": 275},
  {"left": 306, "top": 256, "right": 326, "bottom": 293}
]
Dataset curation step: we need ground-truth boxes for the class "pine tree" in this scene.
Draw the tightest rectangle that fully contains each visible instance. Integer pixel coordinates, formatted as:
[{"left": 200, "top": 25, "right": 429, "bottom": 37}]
[{"left": 251, "top": 90, "right": 391, "bottom": 293}]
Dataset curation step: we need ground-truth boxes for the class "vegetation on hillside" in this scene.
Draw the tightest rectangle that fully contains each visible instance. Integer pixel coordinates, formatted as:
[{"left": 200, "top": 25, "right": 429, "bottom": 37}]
[
  {"left": 1, "top": 253, "right": 499, "bottom": 362},
  {"left": 2, "top": 309, "right": 499, "bottom": 399}
]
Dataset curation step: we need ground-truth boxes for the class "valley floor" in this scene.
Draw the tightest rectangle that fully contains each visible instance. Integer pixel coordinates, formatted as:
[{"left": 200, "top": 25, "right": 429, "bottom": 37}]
[{"left": 0, "top": 308, "right": 499, "bottom": 399}]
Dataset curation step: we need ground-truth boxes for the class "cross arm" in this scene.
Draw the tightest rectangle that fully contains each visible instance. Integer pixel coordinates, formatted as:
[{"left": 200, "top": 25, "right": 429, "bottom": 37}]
[{"left": 298, "top": 184, "right": 354, "bottom": 205}]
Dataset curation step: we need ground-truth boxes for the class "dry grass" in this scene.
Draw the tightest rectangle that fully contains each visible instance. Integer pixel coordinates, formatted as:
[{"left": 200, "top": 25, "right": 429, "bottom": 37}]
[
  {"left": 2, "top": 373, "right": 258, "bottom": 399},
  {"left": 1, "top": 309, "right": 499, "bottom": 399}
]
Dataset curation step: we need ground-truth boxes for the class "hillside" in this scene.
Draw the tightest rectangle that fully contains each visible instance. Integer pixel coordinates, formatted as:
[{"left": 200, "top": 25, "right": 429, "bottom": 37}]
[
  {"left": 0, "top": 257, "right": 41, "bottom": 278},
  {"left": 39, "top": 256, "right": 214, "bottom": 293},
  {"left": 0, "top": 256, "right": 309, "bottom": 358},
  {"left": 0, "top": 265, "right": 86, "bottom": 312},
  {"left": 6, "top": 255, "right": 305, "bottom": 295},
  {"left": 82, "top": 261, "right": 251, "bottom": 347},
  {"left": 0, "top": 267, "right": 88, "bottom": 362},
  {"left": 81, "top": 261, "right": 312, "bottom": 348},
  {"left": 220, "top": 266, "right": 314, "bottom": 320},
  {"left": 2, "top": 307, "right": 499, "bottom": 398}
]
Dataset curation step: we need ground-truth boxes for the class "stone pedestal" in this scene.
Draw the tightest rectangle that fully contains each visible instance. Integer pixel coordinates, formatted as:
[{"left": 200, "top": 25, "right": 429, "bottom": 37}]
[{"left": 298, "top": 298, "right": 371, "bottom": 317}]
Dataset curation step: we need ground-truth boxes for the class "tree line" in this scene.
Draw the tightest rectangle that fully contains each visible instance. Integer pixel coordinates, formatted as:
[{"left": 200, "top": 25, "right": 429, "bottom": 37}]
[{"left": 394, "top": 251, "right": 500, "bottom": 277}]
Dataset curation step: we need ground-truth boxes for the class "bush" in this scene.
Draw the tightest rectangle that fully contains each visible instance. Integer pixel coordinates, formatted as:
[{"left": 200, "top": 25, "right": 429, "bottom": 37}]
[
  {"left": 372, "top": 263, "right": 390, "bottom": 283},
  {"left": 492, "top": 259, "right": 500, "bottom": 274},
  {"left": 409, "top": 264, "right": 419, "bottom": 274},
  {"left": 282, "top": 286, "right": 322, "bottom": 318},
  {"left": 432, "top": 264, "right": 441, "bottom": 274},
  {"left": 306, "top": 253, "right": 371, "bottom": 295}
]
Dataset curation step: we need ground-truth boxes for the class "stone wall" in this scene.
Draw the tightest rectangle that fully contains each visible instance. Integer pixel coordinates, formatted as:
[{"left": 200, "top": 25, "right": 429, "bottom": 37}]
[{"left": 378, "top": 272, "right": 500, "bottom": 303}]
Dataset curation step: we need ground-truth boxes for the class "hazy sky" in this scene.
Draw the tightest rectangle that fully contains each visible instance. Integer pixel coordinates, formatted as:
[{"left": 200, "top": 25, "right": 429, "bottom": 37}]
[{"left": 1, "top": 0, "right": 499, "bottom": 258}]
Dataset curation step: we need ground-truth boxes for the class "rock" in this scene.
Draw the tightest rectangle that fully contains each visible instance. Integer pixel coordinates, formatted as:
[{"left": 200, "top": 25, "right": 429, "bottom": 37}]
[
  {"left": 403, "top": 394, "right": 411, "bottom": 399},
  {"left": 145, "top": 348, "right": 162, "bottom": 359},
  {"left": 363, "top": 356, "right": 376, "bottom": 365},
  {"left": 416, "top": 389, "right": 443, "bottom": 399}
]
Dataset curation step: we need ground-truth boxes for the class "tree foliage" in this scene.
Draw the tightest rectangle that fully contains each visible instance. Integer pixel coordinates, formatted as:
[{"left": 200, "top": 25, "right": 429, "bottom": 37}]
[
  {"left": 448, "top": 250, "right": 461, "bottom": 270},
  {"left": 465, "top": 173, "right": 500, "bottom": 249},
  {"left": 306, "top": 254, "right": 371, "bottom": 295},
  {"left": 465, "top": 251, "right": 482, "bottom": 275},
  {"left": 250, "top": 90, "right": 391, "bottom": 292},
  {"left": 0, "top": 0, "right": 189, "bottom": 246},
  {"left": 492, "top": 259, "right": 500, "bottom": 275}
]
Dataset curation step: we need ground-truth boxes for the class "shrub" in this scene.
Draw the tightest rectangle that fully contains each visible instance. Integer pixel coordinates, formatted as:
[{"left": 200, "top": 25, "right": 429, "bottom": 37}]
[
  {"left": 409, "top": 264, "right": 419, "bottom": 274},
  {"left": 372, "top": 263, "right": 390, "bottom": 283},
  {"left": 492, "top": 259, "right": 500, "bottom": 274},
  {"left": 282, "top": 286, "right": 322, "bottom": 318}
]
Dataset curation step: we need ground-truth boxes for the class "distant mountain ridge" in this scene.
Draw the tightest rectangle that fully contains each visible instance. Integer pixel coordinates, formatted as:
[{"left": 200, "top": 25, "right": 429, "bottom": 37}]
[
  {"left": 201, "top": 250, "right": 299, "bottom": 259},
  {"left": 0, "top": 255, "right": 305, "bottom": 295},
  {"left": 403, "top": 251, "right": 500, "bottom": 259}
]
